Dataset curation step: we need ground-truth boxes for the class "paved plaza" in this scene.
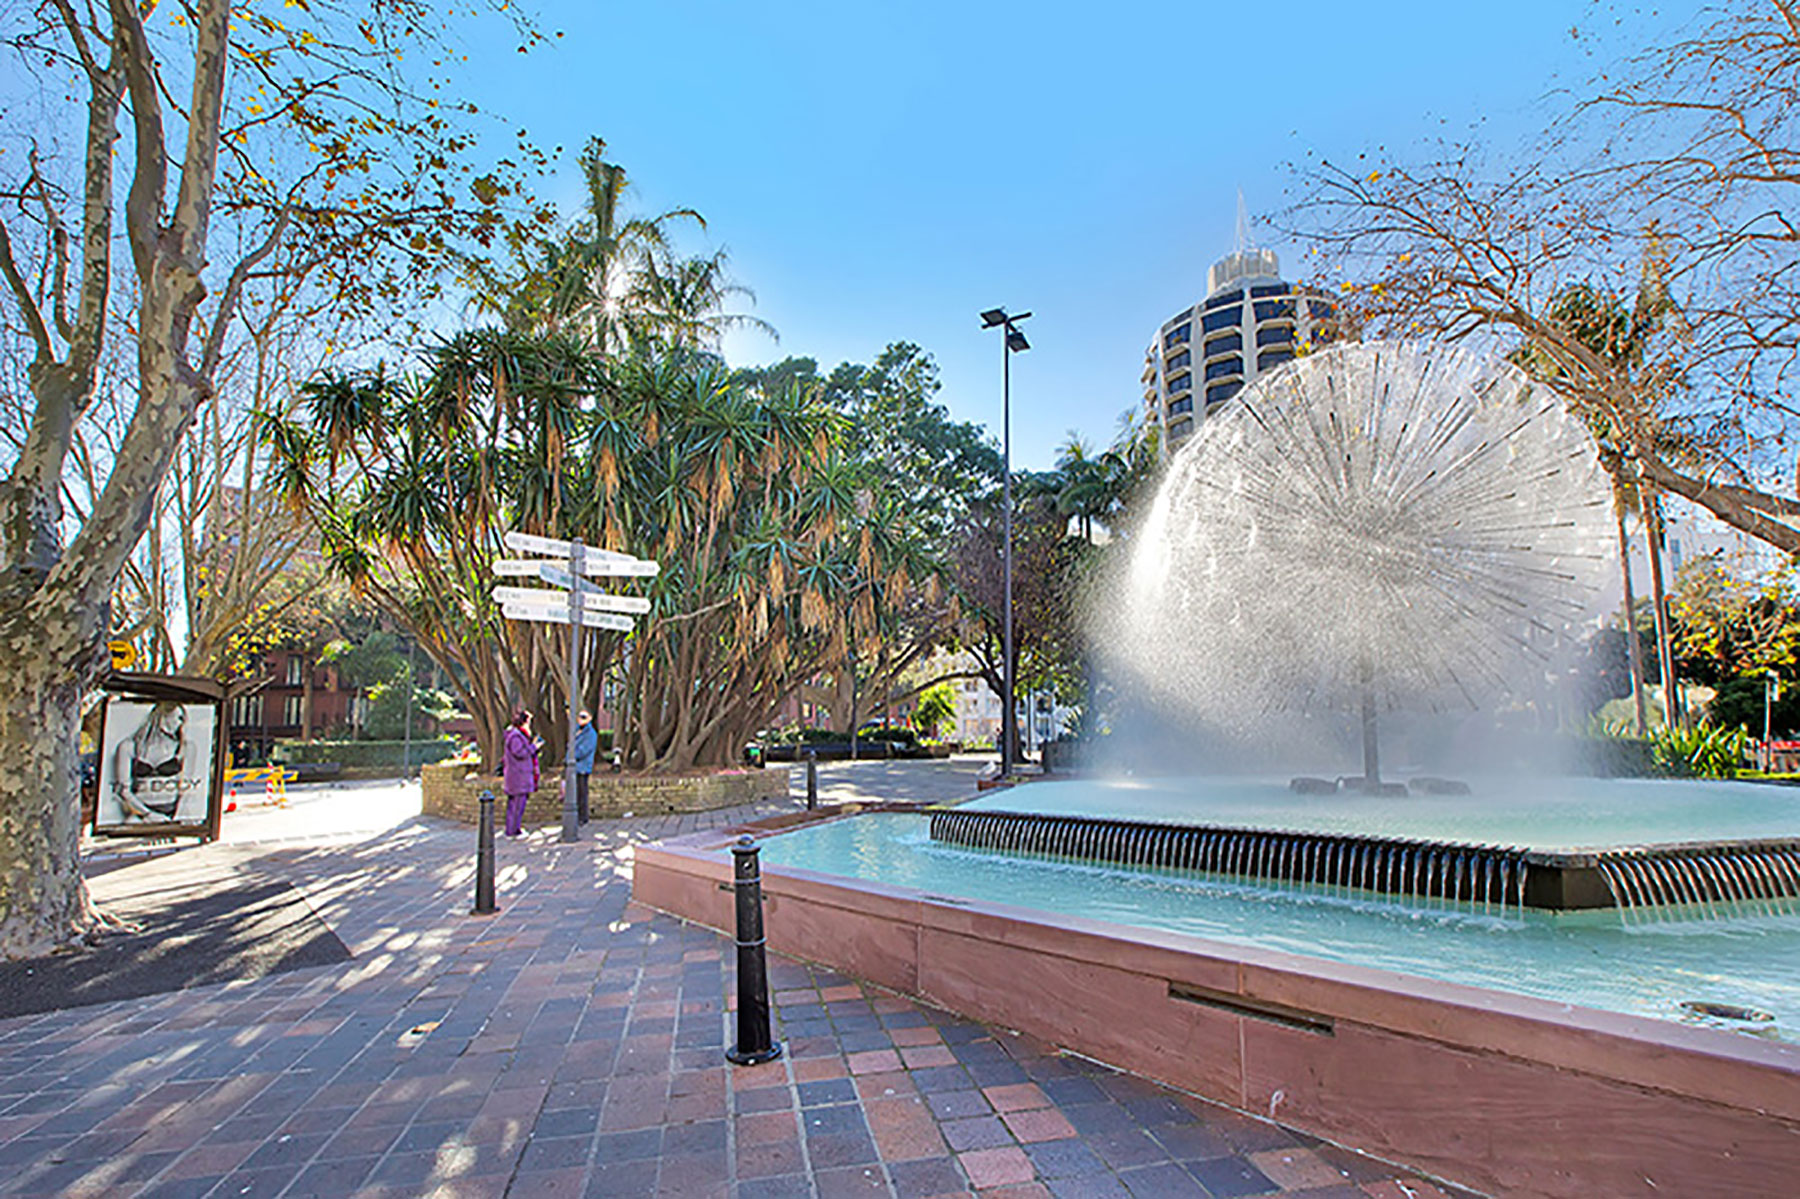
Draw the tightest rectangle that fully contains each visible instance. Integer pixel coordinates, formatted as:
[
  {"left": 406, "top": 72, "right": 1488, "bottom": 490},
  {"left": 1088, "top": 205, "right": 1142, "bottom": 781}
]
[{"left": 1, "top": 762, "right": 1466, "bottom": 1197}]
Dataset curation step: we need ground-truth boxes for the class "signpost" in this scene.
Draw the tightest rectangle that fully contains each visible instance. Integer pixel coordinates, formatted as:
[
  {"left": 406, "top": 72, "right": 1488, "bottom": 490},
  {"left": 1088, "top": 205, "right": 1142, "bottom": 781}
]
[
  {"left": 492, "top": 532, "right": 659, "bottom": 842},
  {"left": 492, "top": 557, "right": 659, "bottom": 578}
]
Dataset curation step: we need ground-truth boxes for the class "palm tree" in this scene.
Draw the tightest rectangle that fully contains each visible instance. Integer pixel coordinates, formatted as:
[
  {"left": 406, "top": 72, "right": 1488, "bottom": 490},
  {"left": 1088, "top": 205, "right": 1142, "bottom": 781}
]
[
  {"left": 624, "top": 248, "right": 777, "bottom": 356},
  {"left": 265, "top": 335, "right": 913, "bottom": 772},
  {"left": 469, "top": 138, "right": 709, "bottom": 353},
  {"left": 1530, "top": 236, "right": 1682, "bottom": 729}
]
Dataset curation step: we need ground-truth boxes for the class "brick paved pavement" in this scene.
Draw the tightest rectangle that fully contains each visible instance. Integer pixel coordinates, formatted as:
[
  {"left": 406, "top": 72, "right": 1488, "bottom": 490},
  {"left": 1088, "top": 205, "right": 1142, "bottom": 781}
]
[{"left": 0, "top": 774, "right": 1472, "bottom": 1198}]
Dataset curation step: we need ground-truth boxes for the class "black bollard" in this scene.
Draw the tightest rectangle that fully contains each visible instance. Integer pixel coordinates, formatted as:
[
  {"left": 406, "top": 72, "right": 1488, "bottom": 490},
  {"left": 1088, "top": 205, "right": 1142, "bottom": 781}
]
[
  {"left": 726, "top": 836, "right": 783, "bottom": 1065},
  {"left": 473, "top": 790, "right": 498, "bottom": 915},
  {"left": 805, "top": 750, "right": 818, "bottom": 810}
]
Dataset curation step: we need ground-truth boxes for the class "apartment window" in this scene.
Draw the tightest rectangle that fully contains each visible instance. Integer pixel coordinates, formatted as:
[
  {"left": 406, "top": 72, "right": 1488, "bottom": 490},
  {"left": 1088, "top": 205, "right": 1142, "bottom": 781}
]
[
  {"left": 1166, "top": 372, "right": 1193, "bottom": 394},
  {"left": 1163, "top": 323, "right": 1192, "bottom": 349},
  {"left": 1168, "top": 397, "right": 1193, "bottom": 416},
  {"left": 1203, "top": 332, "right": 1241, "bottom": 357},
  {"left": 1204, "top": 356, "right": 1241, "bottom": 382},
  {"left": 1203, "top": 289, "right": 1244, "bottom": 310},
  {"left": 1257, "top": 325, "right": 1294, "bottom": 347},
  {"left": 1168, "top": 417, "right": 1195, "bottom": 440},
  {"left": 230, "top": 694, "right": 261, "bottom": 726},
  {"left": 1201, "top": 308, "right": 1240, "bottom": 333},
  {"left": 1250, "top": 283, "right": 1290, "bottom": 298},
  {"left": 1206, "top": 380, "right": 1243, "bottom": 405},
  {"left": 285, "top": 656, "right": 304, "bottom": 686},
  {"left": 1254, "top": 299, "right": 1295, "bottom": 321},
  {"left": 283, "top": 695, "right": 304, "bottom": 726},
  {"left": 1308, "top": 300, "right": 1336, "bottom": 320},
  {"left": 1258, "top": 349, "right": 1295, "bottom": 371},
  {"left": 1164, "top": 349, "right": 1191, "bottom": 372}
]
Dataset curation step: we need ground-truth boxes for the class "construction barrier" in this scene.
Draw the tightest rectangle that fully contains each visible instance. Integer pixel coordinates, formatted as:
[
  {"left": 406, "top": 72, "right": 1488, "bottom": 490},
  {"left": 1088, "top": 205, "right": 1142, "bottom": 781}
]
[{"left": 224, "top": 766, "right": 297, "bottom": 809}]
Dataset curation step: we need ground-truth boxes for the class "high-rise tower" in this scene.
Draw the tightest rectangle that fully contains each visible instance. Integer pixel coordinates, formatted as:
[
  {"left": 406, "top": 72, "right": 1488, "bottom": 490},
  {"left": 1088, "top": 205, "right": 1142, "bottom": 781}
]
[{"left": 1142, "top": 228, "right": 1337, "bottom": 457}]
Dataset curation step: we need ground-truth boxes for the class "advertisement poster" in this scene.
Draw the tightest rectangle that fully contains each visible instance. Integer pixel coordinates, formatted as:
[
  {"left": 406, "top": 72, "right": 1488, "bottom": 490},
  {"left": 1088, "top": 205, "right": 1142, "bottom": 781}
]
[{"left": 94, "top": 698, "right": 219, "bottom": 832}]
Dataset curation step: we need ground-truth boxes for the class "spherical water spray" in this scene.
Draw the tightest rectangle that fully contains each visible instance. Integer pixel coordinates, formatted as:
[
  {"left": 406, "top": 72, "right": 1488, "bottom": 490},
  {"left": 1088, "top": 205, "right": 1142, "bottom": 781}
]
[{"left": 1107, "top": 341, "right": 1614, "bottom": 786}]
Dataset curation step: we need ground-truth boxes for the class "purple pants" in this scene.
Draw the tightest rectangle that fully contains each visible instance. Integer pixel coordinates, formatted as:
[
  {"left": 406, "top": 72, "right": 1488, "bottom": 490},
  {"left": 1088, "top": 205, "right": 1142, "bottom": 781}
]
[{"left": 505, "top": 792, "right": 528, "bottom": 836}]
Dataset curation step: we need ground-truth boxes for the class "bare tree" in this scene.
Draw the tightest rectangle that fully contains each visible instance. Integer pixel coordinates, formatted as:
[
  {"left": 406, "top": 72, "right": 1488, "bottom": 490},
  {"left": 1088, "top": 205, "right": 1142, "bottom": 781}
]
[
  {"left": 0, "top": 0, "right": 540, "bottom": 957},
  {"left": 1282, "top": 1, "right": 1800, "bottom": 556}
]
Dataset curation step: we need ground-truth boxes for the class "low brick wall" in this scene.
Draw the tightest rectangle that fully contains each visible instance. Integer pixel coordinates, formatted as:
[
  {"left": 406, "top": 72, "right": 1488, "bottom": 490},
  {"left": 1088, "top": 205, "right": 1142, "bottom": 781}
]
[{"left": 420, "top": 761, "right": 781, "bottom": 824}]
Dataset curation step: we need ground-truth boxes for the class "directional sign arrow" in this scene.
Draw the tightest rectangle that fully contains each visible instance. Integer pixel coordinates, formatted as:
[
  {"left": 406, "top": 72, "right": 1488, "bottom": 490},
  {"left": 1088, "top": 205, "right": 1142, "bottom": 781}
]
[
  {"left": 503, "top": 530, "right": 644, "bottom": 565},
  {"left": 500, "top": 601, "right": 636, "bottom": 632},
  {"left": 492, "top": 557, "right": 659, "bottom": 579},
  {"left": 492, "top": 585, "right": 651, "bottom": 615}
]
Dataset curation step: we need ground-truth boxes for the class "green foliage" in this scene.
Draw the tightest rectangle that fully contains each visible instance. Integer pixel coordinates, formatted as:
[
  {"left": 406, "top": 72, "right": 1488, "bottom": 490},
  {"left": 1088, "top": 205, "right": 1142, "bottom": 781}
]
[
  {"left": 1670, "top": 557, "right": 1800, "bottom": 686},
  {"left": 913, "top": 682, "right": 956, "bottom": 740},
  {"left": 857, "top": 726, "right": 918, "bottom": 747},
  {"left": 1648, "top": 724, "right": 1748, "bottom": 779},
  {"left": 271, "top": 738, "right": 458, "bottom": 769},
  {"left": 365, "top": 681, "right": 457, "bottom": 741},
  {"left": 324, "top": 633, "right": 407, "bottom": 691},
  {"left": 1706, "top": 673, "right": 1800, "bottom": 737}
]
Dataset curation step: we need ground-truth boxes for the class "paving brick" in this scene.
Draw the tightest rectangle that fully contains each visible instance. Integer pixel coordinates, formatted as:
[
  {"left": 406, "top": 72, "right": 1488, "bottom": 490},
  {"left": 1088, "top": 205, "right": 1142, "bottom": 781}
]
[
  {"left": 737, "top": 1109, "right": 800, "bottom": 1146},
  {"left": 889, "top": 1154, "right": 969, "bottom": 1197},
  {"left": 809, "top": 1128, "right": 882, "bottom": 1169},
  {"left": 0, "top": 784, "right": 1478, "bottom": 1199},
  {"left": 816, "top": 1164, "right": 893, "bottom": 1196},
  {"left": 1002, "top": 1107, "right": 1078, "bottom": 1143},
  {"left": 736, "top": 1136, "right": 807, "bottom": 1178},
  {"left": 943, "top": 1114, "right": 1014, "bottom": 1152},
  {"left": 1251, "top": 1146, "right": 1352, "bottom": 1190},
  {"left": 1186, "top": 1154, "right": 1280, "bottom": 1197},
  {"left": 958, "top": 1145, "right": 1036, "bottom": 1189},
  {"left": 846, "top": 1048, "right": 901, "bottom": 1075}
]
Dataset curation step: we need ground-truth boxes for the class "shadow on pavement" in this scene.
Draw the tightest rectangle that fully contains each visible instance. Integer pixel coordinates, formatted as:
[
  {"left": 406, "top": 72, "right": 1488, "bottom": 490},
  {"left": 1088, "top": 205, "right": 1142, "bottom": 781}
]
[{"left": 0, "top": 852, "right": 350, "bottom": 1020}]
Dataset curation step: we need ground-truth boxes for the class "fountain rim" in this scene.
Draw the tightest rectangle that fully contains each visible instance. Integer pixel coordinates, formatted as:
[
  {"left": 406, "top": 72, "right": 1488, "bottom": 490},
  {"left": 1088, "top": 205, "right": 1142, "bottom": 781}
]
[{"left": 941, "top": 804, "right": 1800, "bottom": 866}]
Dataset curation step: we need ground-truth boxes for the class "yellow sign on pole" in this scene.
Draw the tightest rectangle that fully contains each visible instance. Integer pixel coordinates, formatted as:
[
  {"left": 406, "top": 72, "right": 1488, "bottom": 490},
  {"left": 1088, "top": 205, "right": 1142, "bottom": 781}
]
[{"left": 108, "top": 640, "right": 136, "bottom": 671}]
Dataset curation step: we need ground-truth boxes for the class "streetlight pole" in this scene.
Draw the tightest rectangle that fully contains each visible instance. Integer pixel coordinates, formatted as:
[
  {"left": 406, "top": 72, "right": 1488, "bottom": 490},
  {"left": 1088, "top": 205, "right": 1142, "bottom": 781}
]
[{"left": 980, "top": 308, "right": 1030, "bottom": 779}]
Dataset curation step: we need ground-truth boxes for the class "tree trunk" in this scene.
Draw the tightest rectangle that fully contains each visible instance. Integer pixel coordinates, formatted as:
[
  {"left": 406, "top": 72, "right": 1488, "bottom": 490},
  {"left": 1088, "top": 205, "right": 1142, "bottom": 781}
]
[
  {"left": 1645, "top": 493, "right": 1681, "bottom": 728},
  {"left": 1615, "top": 503, "right": 1648, "bottom": 734},
  {"left": 0, "top": 621, "right": 100, "bottom": 956}
]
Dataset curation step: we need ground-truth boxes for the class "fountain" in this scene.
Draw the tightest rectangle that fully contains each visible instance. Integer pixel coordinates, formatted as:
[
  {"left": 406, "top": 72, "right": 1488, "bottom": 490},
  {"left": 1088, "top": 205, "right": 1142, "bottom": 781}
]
[
  {"left": 1112, "top": 339, "right": 1613, "bottom": 785},
  {"left": 943, "top": 343, "right": 1800, "bottom": 911},
  {"left": 635, "top": 342, "right": 1800, "bottom": 1196}
]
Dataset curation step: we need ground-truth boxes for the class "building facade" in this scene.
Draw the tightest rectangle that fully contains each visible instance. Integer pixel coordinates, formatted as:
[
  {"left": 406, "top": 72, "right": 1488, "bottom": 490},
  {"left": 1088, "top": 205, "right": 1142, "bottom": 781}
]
[
  {"left": 226, "top": 650, "right": 356, "bottom": 763},
  {"left": 1142, "top": 244, "right": 1337, "bottom": 456}
]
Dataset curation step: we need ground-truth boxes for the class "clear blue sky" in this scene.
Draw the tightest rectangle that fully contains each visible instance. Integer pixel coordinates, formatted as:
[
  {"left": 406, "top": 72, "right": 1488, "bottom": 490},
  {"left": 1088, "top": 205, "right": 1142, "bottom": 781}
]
[{"left": 462, "top": 1, "right": 1687, "bottom": 470}]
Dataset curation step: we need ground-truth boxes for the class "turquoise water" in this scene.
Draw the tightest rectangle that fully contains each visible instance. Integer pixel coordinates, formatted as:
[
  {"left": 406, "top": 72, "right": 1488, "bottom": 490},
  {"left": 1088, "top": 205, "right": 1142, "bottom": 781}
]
[
  {"left": 964, "top": 776, "right": 1800, "bottom": 851},
  {"left": 756, "top": 811, "right": 1800, "bottom": 1040}
]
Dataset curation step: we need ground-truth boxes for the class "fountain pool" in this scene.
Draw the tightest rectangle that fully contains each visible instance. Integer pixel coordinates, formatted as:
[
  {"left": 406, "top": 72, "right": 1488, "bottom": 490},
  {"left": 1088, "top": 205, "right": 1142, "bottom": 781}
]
[
  {"left": 755, "top": 802, "right": 1800, "bottom": 1038},
  {"left": 635, "top": 804, "right": 1800, "bottom": 1197}
]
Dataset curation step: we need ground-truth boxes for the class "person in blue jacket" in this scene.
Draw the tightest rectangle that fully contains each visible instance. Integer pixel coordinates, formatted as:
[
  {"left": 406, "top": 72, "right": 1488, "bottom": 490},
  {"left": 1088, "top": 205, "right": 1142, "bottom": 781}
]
[{"left": 570, "top": 709, "right": 599, "bottom": 824}]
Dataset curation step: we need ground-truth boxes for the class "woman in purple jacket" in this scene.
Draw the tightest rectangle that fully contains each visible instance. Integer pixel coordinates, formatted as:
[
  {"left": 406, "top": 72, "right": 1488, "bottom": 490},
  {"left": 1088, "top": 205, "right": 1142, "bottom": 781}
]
[{"left": 501, "top": 710, "right": 540, "bottom": 837}]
